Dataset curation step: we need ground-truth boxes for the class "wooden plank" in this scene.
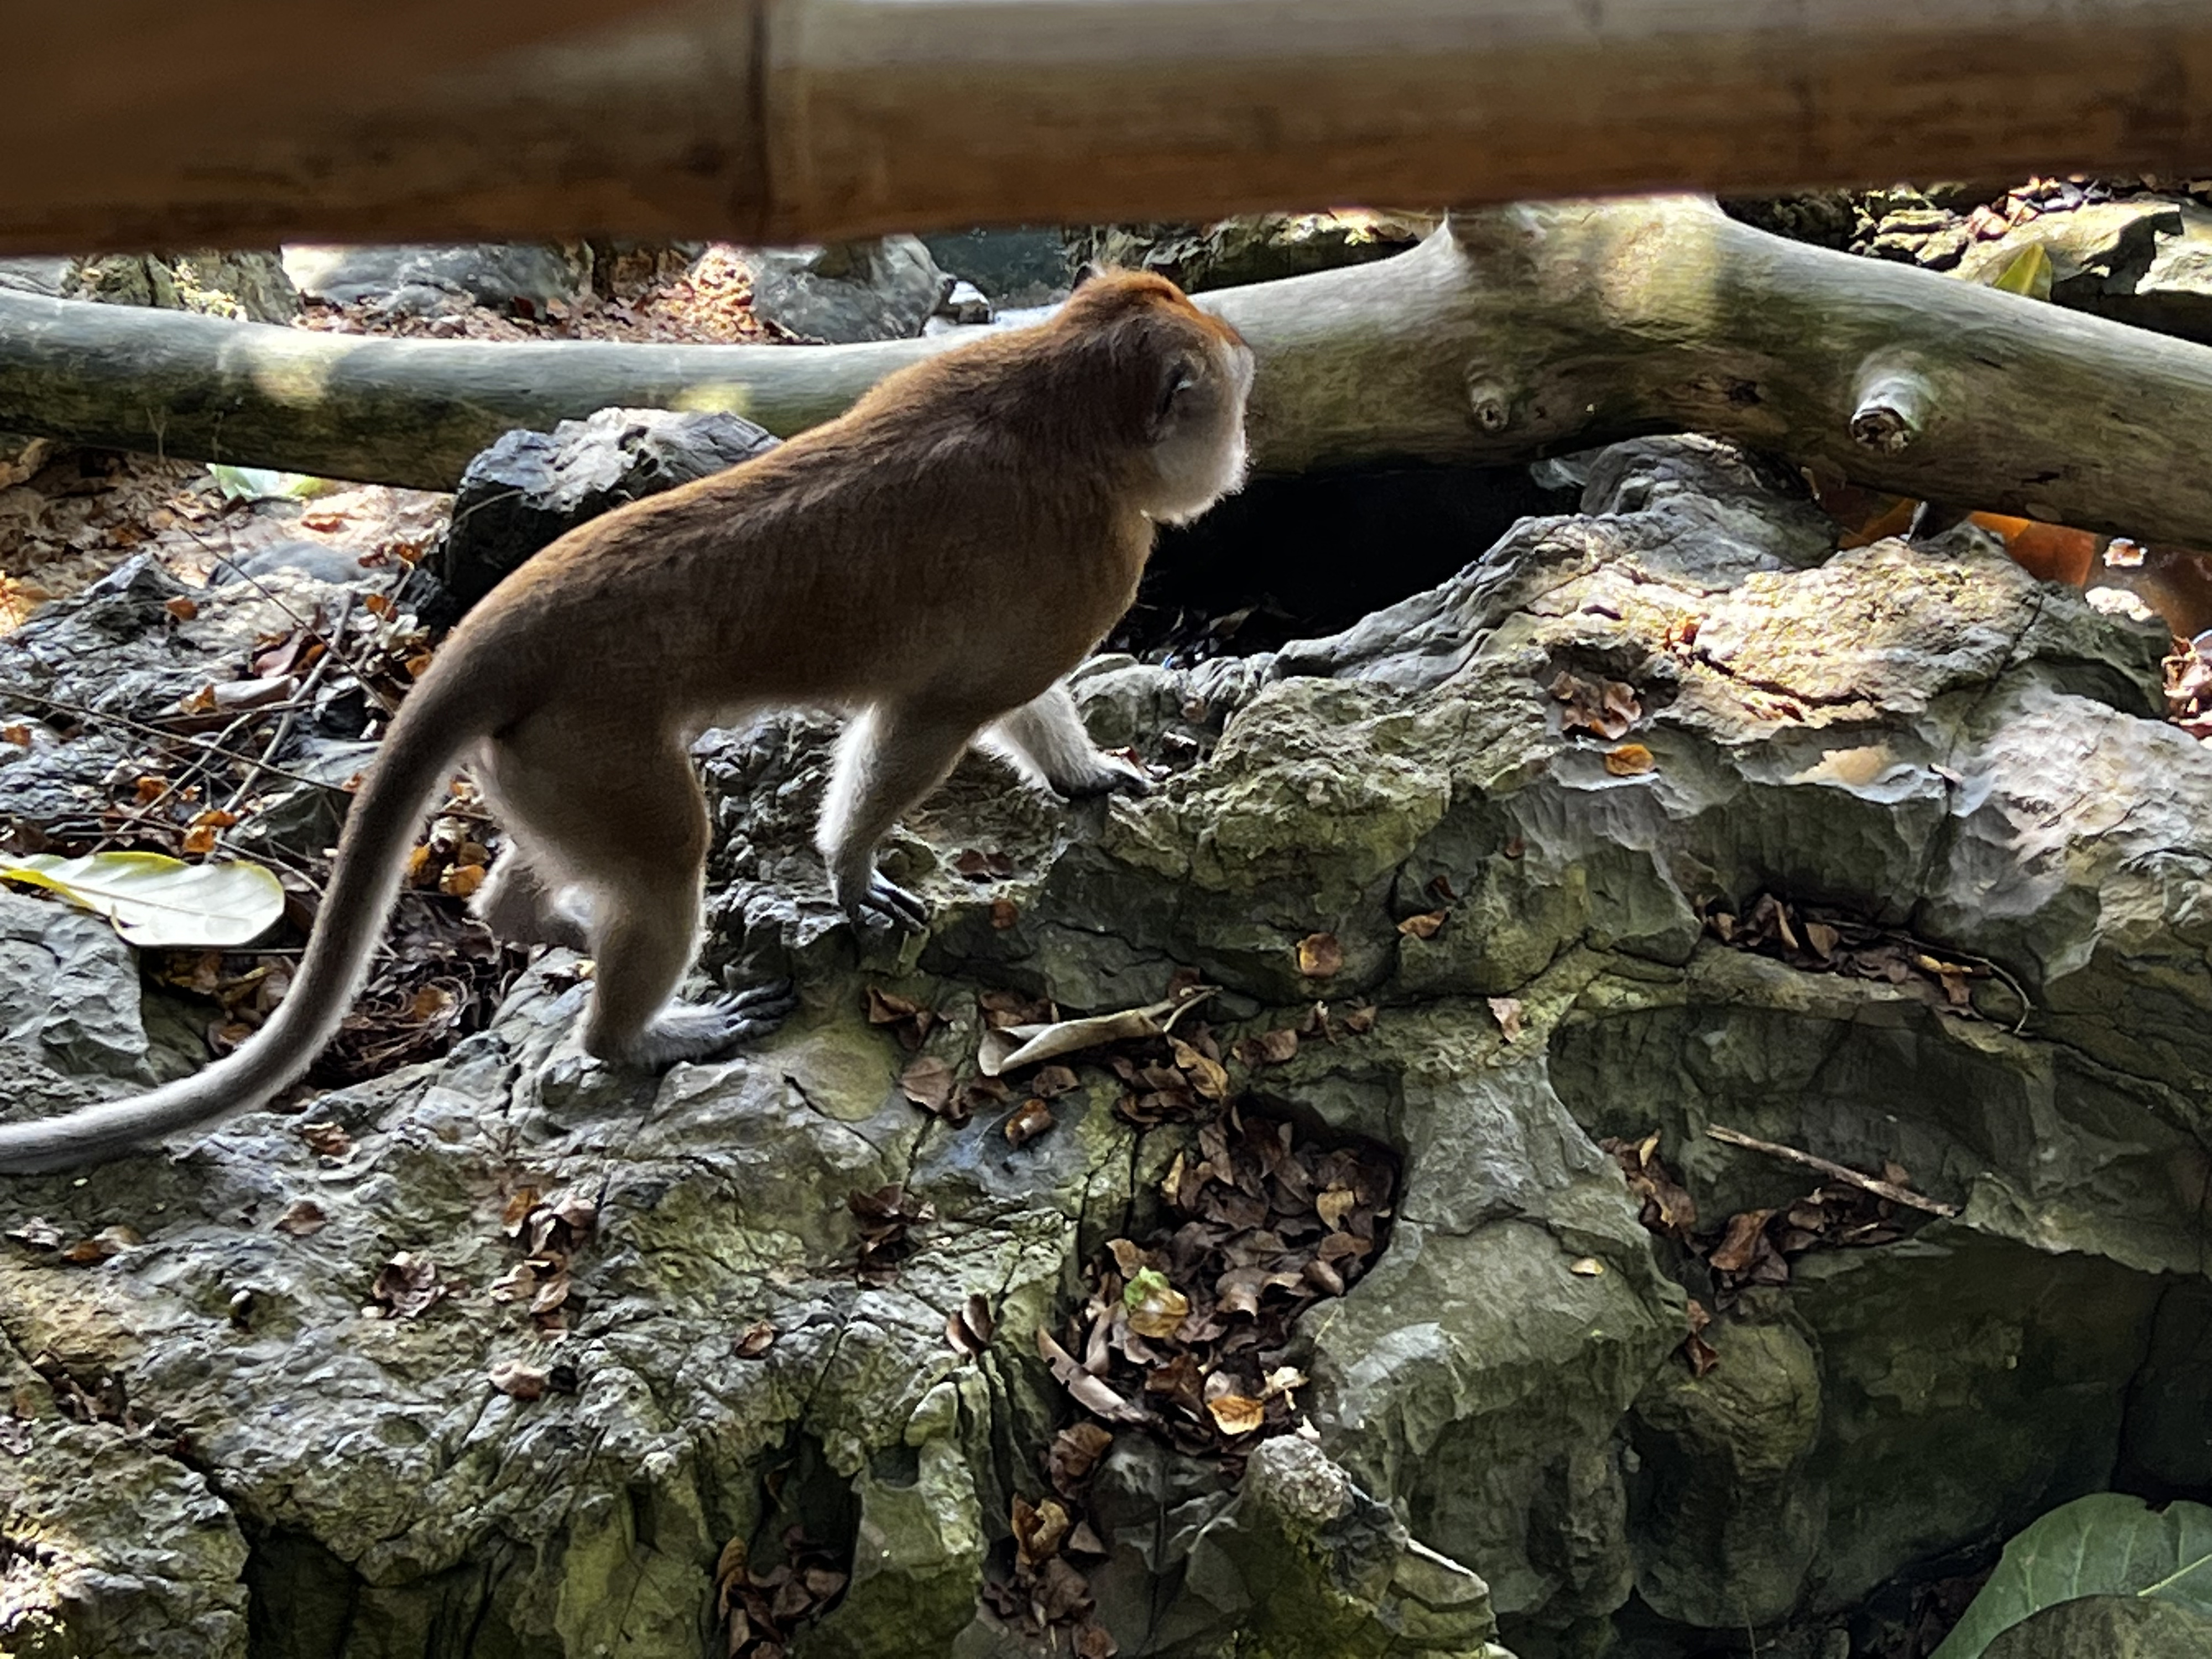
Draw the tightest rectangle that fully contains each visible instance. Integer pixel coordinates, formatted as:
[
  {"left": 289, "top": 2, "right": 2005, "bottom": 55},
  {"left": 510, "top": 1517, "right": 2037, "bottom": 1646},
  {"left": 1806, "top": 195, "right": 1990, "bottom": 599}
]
[{"left": 6, "top": 0, "right": 2212, "bottom": 251}]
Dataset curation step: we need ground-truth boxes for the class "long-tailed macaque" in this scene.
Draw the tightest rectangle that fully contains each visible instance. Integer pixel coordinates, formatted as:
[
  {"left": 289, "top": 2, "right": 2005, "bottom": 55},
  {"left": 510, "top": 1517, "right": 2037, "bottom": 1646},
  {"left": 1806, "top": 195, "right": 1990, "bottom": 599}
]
[{"left": 0, "top": 273, "right": 1254, "bottom": 1173}]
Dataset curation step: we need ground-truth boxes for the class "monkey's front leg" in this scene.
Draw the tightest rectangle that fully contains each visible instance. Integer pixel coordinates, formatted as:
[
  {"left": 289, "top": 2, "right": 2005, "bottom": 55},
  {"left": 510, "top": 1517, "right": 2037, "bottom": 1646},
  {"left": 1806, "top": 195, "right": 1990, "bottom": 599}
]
[
  {"left": 987, "top": 681, "right": 1151, "bottom": 799},
  {"left": 818, "top": 702, "right": 979, "bottom": 931}
]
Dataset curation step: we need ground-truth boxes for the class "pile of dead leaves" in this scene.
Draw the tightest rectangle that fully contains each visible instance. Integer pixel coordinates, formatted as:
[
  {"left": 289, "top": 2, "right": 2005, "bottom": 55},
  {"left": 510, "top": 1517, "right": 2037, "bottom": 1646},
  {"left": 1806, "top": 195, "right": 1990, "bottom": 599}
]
[
  {"left": 713, "top": 1527, "right": 851, "bottom": 1658},
  {"left": 1042, "top": 1108, "right": 1395, "bottom": 1461},
  {"left": 981, "top": 1423, "right": 1118, "bottom": 1656},
  {"left": 1700, "top": 1177, "right": 1908, "bottom": 1303},
  {"left": 1702, "top": 892, "right": 2001, "bottom": 1020},
  {"left": 1603, "top": 1134, "right": 1932, "bottom": 1376},
  {"left": 489, "top": 1185, "right": 597, "bottom": 1336},
  {"left": 1550, "top": 665, "right": 1643, "bottom": 740},
  {"left": 848, "top": 1183, "right": 935, "bottom": 1286}
]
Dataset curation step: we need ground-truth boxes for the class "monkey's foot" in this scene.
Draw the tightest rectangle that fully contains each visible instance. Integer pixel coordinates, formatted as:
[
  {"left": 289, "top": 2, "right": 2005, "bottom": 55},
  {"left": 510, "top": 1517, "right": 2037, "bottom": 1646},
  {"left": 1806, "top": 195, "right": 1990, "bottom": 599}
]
[
  {"left": 838, "top": 870, "right": 929, "bottom": 933},
  {"left": 629, "top": 981, "right": 798, "bottom": 1066},
  {"left": 1054, "top": 751, "right": 1153, "bottom": 801}
]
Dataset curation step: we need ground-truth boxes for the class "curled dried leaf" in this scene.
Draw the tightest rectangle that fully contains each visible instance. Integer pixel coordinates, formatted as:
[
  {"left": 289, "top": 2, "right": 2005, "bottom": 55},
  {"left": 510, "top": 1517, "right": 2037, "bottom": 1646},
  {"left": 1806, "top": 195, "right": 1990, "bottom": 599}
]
[
  {"left": 1295, "top": 933, "right": 1344, "bottom": 979},
  {"left": 1004, "top": 1098, "right": 1055, "bottom": 1147},
  {"left": 488, "top": 1361, "right": 549, "bottom": 1400}
]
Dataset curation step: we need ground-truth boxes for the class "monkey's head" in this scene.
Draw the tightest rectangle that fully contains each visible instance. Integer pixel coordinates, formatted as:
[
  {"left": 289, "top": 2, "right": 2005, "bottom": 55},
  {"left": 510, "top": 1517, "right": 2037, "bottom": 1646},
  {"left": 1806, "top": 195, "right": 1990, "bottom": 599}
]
[{"left": 1058, "top": 270, "right": 1255, "bottom": 525}]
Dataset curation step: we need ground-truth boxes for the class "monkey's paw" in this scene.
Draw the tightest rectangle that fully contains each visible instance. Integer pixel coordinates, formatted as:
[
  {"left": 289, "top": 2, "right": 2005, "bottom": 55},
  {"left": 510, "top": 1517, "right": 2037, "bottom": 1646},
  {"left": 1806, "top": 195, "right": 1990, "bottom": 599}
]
[
  {"left": 632, "top": 980, "right": 798, "bottom": 1066},
  {"left": 840, "top": 870, "right": 930, "bottom": 934},
  {"left": 1056, "top": 752, "right": 1153, "bottom": 801}
]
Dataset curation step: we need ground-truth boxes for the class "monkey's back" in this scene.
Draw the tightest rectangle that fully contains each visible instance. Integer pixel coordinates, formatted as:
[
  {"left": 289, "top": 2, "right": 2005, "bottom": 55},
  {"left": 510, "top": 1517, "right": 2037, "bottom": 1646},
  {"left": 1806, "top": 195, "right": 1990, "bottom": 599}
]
[{"left": 447, "top": 335, "right": 1161, "bottom": 733}]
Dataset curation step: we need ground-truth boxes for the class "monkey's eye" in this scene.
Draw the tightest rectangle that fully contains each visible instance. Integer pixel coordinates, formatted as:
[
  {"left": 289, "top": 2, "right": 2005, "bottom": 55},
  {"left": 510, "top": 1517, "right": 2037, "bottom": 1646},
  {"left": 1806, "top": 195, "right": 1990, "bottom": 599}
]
[{"left": 1155, "top": 361, "right": 1201, "bottom": 425}]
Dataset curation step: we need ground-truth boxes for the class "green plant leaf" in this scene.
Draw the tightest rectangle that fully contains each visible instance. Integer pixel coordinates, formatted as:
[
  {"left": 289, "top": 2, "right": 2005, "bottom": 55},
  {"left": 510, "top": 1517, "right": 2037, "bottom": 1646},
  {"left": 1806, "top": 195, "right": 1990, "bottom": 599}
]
[
  {"left": 1931, "top": 1493, "right": 2212, "bottom": 1659},
  {"left": 0, "top": 851, "right": 285, "bottom": 947},
  {"left": 1989, "top": 243, "right": 2054, "bottom": 302},
  {"left": 205, "top": 463, "right": 328, "bottom": 502}
]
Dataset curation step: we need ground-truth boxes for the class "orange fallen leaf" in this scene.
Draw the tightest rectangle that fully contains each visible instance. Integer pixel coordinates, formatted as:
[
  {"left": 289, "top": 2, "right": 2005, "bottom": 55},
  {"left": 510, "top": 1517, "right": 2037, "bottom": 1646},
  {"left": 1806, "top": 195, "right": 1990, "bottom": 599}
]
[{"left": 1295, "top": 933, "right": 1343, "bottom": 978}]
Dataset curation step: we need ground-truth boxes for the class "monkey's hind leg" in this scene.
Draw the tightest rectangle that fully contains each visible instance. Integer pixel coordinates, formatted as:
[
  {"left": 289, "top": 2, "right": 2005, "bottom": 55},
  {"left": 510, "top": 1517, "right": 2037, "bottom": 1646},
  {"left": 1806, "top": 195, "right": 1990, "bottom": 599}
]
[
  {"left": 484, "top": 733, "right": 795, "bottom": 1066},
  {"left": 818, "top": 701, "right": 980, "bottom": 931},
  {"left": 986, "top": 682, "right": 1151, "bottom": 800},
  {"left": 469, "top": 838, "right": 592, "bottom": 951}
]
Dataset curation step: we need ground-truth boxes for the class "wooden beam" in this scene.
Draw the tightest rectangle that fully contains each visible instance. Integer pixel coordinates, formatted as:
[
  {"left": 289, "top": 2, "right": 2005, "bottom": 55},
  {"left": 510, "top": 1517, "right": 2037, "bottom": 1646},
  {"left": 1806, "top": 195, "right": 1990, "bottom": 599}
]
[{"left": 9, "top": 1, "right": 2212, "bottom": 254}]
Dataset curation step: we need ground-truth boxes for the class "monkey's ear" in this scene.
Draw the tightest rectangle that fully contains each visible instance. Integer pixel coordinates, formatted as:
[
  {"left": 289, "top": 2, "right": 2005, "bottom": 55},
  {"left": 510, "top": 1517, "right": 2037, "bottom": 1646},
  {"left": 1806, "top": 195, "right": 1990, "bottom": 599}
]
[
  {"left": 1149, "top": 352, "right": 1204, "bottom": 439},
  {"left": 1071, "top": 261, "right": 1105, "bottom": 292}
]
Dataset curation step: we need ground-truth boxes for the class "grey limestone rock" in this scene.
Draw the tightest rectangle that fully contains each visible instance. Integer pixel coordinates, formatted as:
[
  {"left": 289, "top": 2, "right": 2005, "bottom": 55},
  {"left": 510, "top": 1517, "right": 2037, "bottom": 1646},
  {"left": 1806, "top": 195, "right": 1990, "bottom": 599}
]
[
  {"left": 4, "top": 434, "right": 2211, "bottom": 1657},
  {"left": 746, "top": 236, "right": 952, "bottom": 343}
]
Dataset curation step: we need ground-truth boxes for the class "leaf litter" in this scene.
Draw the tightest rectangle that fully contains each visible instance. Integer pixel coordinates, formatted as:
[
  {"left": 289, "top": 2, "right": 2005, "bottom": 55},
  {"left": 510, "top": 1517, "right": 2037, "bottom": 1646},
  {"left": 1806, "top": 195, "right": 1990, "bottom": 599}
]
[
  {"left": 890, "top": 967, "right": 1392, "bottom": 1648},
  {"left": 1701, "top": 891, "right": 2023, "bottom": 1026},
  {"left": 1602, "top": 1128, "right": 1949, "bottom": 1374}
]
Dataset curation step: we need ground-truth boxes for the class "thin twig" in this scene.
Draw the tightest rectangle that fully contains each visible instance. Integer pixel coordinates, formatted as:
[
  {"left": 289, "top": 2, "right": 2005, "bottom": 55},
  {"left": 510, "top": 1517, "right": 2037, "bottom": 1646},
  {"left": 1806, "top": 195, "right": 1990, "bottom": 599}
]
[
  {"left": 0, "top": 684, "right": 335, "bottom": 792},
  {"left": 1704, "top": 1124, "right": 1960, "bottom": 1217},
  {"left": 176, "top": 526, "right": 400, "bottom": 714},
  {"left": 221, "top": 593, "right": 353, "bottom": 814}
]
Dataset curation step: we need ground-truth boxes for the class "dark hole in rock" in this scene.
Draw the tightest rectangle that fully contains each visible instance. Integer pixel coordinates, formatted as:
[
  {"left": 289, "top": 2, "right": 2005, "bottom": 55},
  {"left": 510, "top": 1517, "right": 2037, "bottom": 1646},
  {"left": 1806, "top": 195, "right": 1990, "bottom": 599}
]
[
  {"left": 711, "top": 1427, "right": 862, "bottom": 1653},
  {"left": 244, "top": 1522, "right": 536, "bottom": 1659},
  {"left": 1112, "top": 461, "right": 1578, "bottom": 665}
]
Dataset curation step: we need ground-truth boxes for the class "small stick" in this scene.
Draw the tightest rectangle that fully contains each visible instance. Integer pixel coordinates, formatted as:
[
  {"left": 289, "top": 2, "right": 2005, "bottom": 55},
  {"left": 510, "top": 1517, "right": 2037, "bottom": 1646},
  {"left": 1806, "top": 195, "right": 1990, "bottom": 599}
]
[
  {"left": 1705, "top": 1124, "right": 1960, "bottom": 1217},
  {"left": 220, "top": 593, "right": 353, "bottom": 815},
  {"left": 0, "top": 684, "right": 333, "bottom": 792}
]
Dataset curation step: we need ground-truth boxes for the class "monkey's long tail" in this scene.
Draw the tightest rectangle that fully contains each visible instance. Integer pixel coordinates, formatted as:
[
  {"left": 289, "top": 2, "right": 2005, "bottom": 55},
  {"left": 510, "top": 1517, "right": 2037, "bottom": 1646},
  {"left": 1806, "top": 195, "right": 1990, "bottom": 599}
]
[{"left": 0, "top": 670, "right": 495, "bottom": 1174}]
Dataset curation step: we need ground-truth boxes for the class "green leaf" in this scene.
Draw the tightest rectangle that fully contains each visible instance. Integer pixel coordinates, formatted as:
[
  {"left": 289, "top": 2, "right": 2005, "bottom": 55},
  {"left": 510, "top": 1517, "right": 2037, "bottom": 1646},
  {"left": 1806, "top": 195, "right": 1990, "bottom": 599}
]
[
  {"left": 1930, "top": 1494, "right": 2212, "bottom": 1659},
  {"left": 1989, "top": 243, "right": 2054, "bottom": 302},
  {"left": 205, "top": 463, "right": 328, "bottom": 503},
  {"left": 0, "top": 851, "right": 285, "bottom": 947}
]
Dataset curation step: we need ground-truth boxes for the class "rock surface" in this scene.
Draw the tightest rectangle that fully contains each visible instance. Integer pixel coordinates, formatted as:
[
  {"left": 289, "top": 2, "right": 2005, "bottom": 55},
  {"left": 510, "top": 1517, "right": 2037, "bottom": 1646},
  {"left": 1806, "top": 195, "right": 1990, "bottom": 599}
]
[
  {"left": 283, "top": 243, "right": 590, "bottom": 316},
  {"left": 746, "top": 237, "right": 952, "bottom": 342},
  {"left": 2, "top": 436, "right": 2209, "bottom": 1657}
]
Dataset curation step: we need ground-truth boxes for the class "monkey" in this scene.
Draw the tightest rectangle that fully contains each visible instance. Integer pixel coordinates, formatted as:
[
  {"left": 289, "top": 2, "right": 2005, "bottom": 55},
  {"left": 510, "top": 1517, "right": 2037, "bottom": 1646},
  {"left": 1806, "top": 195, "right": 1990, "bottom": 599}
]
[{"left": 0, "top": 272, "right": 1254, "bottom": 1174}]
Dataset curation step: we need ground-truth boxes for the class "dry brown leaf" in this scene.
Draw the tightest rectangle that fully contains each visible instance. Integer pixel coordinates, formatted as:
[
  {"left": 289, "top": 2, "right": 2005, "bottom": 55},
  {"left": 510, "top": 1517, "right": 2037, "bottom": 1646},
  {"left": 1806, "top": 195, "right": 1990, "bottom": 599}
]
[
  {"left": 1004, "top": 1098, "right": 1055, "bottom": 1147},
  {"left": 1603, "top": 743, "right": 1655, "bottom": 776},
  {"left": 59, "top": 1225, "right": 140, "bottom": 1264},
  {"left": 733, "top": 1319, "right": 777, "bottom": 1359},
  {"left": 1488, "top": 995, "right": 1525, "bottom": 1042},
  {"left": 1047, "top": 1423, "right": 1113, "bottom": 1494},
  {"left": 1295, "top": 933, "right": 1344, "bottom": 978},
  {"left": 1168, "top": 1037, "right": 1228, "bottom": 1101},
  {"left": 298, "top": 1121, "right": 353, "bottom": 1158},
  {"left": 899, "top": 1056, "right": 957, "bottom": 1115},
  {"left": 1397, "top": 910, "right": 1446, "bottom": 939},
  {"left": 1204, "top": 1392, "right": 1265, "bottom": 1436},
  {"left": 1314, "top": 1185, "right": 1355, "bottom": 1232},
  {"left": 488, "top": 1360, "right": 549, "bottom": 1400},
  {"left": 274, "top": 1199, "right": 328, "bottom": 1237}
]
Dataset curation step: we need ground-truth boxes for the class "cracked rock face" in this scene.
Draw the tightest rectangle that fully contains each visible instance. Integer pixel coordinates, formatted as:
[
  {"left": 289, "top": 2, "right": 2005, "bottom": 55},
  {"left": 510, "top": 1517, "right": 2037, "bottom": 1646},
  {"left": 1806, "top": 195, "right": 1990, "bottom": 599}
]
[{"left": 2, "top": 435, "right": 2208, "bottom": 1659}]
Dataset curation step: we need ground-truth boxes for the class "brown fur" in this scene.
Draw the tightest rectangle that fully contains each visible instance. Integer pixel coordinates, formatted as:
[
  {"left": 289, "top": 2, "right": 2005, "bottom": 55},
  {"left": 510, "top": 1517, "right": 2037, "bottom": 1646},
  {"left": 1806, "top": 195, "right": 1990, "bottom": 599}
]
[{"left": 0, "top": 272, "right": 1254, "bottom": 1173}]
